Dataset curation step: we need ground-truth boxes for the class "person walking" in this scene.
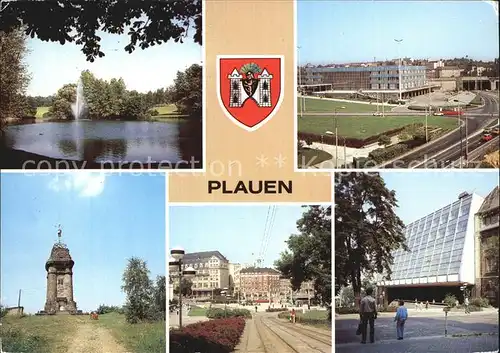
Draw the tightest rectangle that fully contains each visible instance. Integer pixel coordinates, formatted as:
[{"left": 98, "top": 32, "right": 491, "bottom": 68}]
[
  {"left": 291, "top": 308, "right": 296, "bottom": 323},
  {"left": 464, "top": 297, "right": 470, "bottom": 314},
  {"left": 394, "top": 300, "right": 408, "bottom": 340},
  {"left": 359, "top": 287, "right": 377, "bottom": 344}
]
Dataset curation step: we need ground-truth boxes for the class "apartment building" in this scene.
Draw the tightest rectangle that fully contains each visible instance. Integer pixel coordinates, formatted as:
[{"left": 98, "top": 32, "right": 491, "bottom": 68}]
[
  {"left": 475, "top": 186, "right": 499, "bottom": 307},
  {"left": 240, "top": 267, "right": 281, "bottom": 301},
  {"left": 228, "top": 263, "right": 242, "bottom": 294},
  {"left": 172, "top": 251, "right": 230, "bottom": 298}
]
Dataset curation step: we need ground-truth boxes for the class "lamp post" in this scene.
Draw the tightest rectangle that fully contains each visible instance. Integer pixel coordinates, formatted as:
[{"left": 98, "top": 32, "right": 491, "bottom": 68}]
[
  {"left": 333, "top": 106, "right": 346, "bottom": 168},
  {"left": 169, "top": 247, "right": 196, "bottom": 329},
  {"left": 394, "top": 39, "right": 403, "bottom": 101},
  {"left": 453, "top": 99, "right": 469, "bottom": 167}
]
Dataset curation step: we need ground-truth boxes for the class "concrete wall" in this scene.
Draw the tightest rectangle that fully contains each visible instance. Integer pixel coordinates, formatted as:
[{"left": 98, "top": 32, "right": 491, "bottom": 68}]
[{"left": 460, "top": 194, "right": 485, "bottom": 284}]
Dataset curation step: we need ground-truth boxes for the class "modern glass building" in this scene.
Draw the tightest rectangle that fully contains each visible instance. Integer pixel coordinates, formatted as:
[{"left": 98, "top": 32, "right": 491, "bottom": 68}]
[
  {"left": 378, "top": 192, "right": 485, "bottom": 302},
  {"left": 302, "top": 65, "right": 430, "bottom": 99}
]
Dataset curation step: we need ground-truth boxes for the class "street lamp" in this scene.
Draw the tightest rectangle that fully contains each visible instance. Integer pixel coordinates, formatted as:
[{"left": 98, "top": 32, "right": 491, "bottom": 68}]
[
  {"left": 453, "top": 99, "right": 469, "bottom": 167},
  {"left": 222, "top": 287, "right": 229, "bottom": 317},
  {"left": 333, "top": 106, "right": 346, "bottom": 168},
  {"left": 394, "top": 39, "right": 403, "bottom": 102},
  {"left": 169, "top": 247, "right": 196, "bottom": 329}
]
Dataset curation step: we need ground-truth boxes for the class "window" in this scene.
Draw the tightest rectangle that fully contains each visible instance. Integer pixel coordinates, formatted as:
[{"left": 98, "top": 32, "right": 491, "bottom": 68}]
[
  {"left": 57, "top": 278, "right": 63, "bottom": 285},
  {"left": 450, "top": 207, "right": 459, "bottom": 219},
  {"left": 457, "top": 220, "right": 468, "bottom": 232}
]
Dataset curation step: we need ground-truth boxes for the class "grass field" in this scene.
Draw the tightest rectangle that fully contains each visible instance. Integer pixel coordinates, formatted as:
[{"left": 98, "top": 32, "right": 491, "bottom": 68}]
[
  {"left": 0, "top": 313, "right": 165, "bottom": 353},
  {"left": 36, "top": 106, "right": 50, "bottom": 118},
  {"left": 187, "top": 306, "right": 208, "bottom": 317},
  {"left": 154, "top": 104, "right": 187, "bottom": 119},
  {"left": 298, "top": 115, "right": 458, "bottom": 139},
  {"left": 298, "top": 97, "right": 381, "bottom": 113},
  {"left": 298, "top": 148, "right": 332, "bottom": 167},
  {"left": 97, "top": 312, "right": 165, "bottom": 353}
]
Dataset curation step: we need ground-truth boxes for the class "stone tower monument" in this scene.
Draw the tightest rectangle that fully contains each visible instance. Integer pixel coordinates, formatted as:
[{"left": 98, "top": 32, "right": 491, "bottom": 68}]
[{"left": 44, "top": 227, "right": 77, "bottom": 314}]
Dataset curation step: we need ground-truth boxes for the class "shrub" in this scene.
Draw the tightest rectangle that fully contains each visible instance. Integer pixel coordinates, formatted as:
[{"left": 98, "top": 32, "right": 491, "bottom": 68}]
[
  {"left": 265, "top": 308, "right": 288, "bottom": 312},
  {"left": 149, "top": 109, "right": 159, "bottom": 116},
  {"left": 444, "top": 294, "right": 458, "bottom": 307},
  {"left": 96, "top": 304, "right": 124, "bottom": 315},
  {"left": 206, "top": 307, "right": 252, "bottom": 319},
  {"left": 368, "top": 144, "right": 409, "bottom": 163},
  {"left": 0, "top": 327, "right": 50, "bottom": 353},
  {"left": 470, "top": 297, "right": 491, "bottom": 308},
  {"left": 170, "top": 317, "right": 246, "bottom": 353},
  {"left": 378, "top": 134, "right": 391, "bottom": 146},
  {"left": 336, "top": 307, "right": 359, "bottom": 314}
]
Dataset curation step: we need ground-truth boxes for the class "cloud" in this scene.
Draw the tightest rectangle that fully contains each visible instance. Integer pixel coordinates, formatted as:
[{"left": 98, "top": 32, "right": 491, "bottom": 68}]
[{"left": 48, "top": 173, "right": 106, "bottom": 197}]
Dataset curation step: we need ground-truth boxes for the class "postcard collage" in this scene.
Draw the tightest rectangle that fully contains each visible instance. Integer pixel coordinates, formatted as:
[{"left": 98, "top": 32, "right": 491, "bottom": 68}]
[{"left": 0, "top": 1, "right": 499, "bottom": 353}]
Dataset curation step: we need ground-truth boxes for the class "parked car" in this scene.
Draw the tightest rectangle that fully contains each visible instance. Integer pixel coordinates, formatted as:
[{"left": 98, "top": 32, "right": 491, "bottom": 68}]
[
  {"left": 372, "top": 112, "right": 383, "bottom": 116},
  {"left": 482, "top": 133, "right": 493, "bottom": 142},
  {"left": 433, "top": 111, "right": 444, "bottom": 116}
]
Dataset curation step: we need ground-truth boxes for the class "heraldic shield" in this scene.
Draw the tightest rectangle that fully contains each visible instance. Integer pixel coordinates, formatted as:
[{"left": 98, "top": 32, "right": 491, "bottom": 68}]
[{"left": 217, "top": 55, "right": 284, "bottom": 131}]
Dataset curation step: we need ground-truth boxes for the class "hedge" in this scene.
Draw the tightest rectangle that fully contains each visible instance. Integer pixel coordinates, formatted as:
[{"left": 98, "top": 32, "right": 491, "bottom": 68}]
[
  {"left": 298, "top": 124, "right": 411, "bottom": 149},
  {"left": 170, "top": 317, "right": 246, "bottom": 353},
  {"left": 265, "top": 308, "right": 289, "bottom": 313},
  {"left": 205, "top": 307, "right": 252, "bottom": 319}
]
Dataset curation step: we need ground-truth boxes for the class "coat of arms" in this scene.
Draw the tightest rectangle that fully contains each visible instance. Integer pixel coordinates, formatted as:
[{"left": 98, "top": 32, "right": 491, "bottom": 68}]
[{"left": 217, "top": 55, "right": 284, "bottom": 131}]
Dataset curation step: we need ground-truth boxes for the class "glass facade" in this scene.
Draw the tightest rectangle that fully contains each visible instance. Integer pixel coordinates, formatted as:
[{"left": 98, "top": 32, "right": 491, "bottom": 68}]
[
  {"left": 304, "top": 65, "right": 428, "bottom": 91},
  {"left": 390, "top": 194, "right": 474, "bottom": 282}
]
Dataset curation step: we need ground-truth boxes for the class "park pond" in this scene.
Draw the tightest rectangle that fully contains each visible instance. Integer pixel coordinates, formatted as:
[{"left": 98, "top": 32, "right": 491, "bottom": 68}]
[{"left": 4, "top": 120, "right": 187, "bottom": 164}]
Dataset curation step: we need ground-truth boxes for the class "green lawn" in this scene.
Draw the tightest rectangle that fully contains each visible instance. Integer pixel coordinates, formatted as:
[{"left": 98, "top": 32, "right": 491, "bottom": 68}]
[
  {"left": 0, "top": 315, "right": 80, "bottom": 353},
  {"left": 97, "top": 312, "right": 165, "bottom": 353},
  {"left": 154, "top": 104, "right": 187, "bottom": 119},
  {"left": 298, "top": 115, "right": 458, "bottom": 139},
  {"left": 298, "top": 97, "right": 381, "bottom": 113},
  {"left": 297, "top": 310, "right": 329, "bottom": 320},
  {"left": 187, "top": 306, "right": 208, "bottom": 317},
  {"left": 36, "top": 106, "right": 50, "bottom": 118},
  {"left": 298, "top": 148, "right": 333, "bottom": 167}
]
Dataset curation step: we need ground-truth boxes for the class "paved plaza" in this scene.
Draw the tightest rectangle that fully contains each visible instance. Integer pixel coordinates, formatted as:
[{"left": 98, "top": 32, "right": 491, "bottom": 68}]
[{"left": 335, "top": 310, "right": 499, "bottom": 353}]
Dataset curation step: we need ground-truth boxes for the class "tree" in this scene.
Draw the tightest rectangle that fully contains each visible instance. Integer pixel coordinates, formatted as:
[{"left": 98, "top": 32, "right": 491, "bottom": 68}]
[
  {"left": 335, "top": 172, "right": 408, "bottom": 307},
  {"left": 275, "top": 206, "right": 332, "bottom": 315},
  {"left": 0, "top": 29, "right": 30, "bottom": 128},
  {"left": 0, "top": 0, "right": 202, "bottom": 62},
  {"left": 122, "top": 257, "right": 153, "bottom": 324},
  {"left": 151, "top": 275, "right": 166, "bottom": 321},
  {"left": 49, "top": 83, "right": 77, "bottom": 119},
  {"left": 170, "top": 63, "right": 202, "bottom": 116},
  {"left": 174, "top": 277, "right": 193, "bottom": 297}
]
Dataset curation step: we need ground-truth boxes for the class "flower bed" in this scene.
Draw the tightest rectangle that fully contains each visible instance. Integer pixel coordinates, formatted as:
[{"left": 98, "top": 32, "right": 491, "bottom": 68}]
[{"left": 170, "top": 317, "right": 246, "bottom": 353}]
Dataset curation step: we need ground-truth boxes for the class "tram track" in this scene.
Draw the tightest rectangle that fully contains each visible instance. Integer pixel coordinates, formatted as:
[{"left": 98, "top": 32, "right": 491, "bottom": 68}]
[{"left": 267, "top": 316, "right": 332, "bottom": 346}]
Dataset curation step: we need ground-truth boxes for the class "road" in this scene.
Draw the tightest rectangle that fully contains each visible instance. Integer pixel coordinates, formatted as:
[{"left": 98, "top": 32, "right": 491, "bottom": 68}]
[
  {"left": 379, "top": 92, "right": 499, "bottom": 169},
  {"left": 234, "top": 312, "right": 332, "bottom": 353},
  {"left": 335, "top": 311, "right": 499, "bottom": 353}
]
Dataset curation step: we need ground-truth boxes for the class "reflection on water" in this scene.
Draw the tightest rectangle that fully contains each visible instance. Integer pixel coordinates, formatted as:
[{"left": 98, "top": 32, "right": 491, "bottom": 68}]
[{"left": 5, "top": 120, "right": 186, "bottom": 163}]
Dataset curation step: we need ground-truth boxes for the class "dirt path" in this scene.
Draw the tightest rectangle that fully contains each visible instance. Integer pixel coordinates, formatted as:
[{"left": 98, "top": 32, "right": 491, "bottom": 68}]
[{"left": 66, "top": 318, "right": 127, "bottom": 353}]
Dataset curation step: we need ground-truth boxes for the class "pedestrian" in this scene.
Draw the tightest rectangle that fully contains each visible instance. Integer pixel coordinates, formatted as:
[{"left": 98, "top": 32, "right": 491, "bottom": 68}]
[
  {"left": 359, "top": 287, "right": 377, "bottom": 344},
  {"left": 255, "top": 305, "right": 258, "bottom": 313},
  {"left": 291, "top": 308, "right": 296, "bottom": 323},
  {"left": 394, "top": 300, "right": 408, "bottom": 340},
  {"left": 464, "top": 297, "right": 470, "bottom": 314}
]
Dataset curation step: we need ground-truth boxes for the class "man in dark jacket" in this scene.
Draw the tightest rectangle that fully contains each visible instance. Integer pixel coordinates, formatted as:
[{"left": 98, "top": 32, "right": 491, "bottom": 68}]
[{"left": 359, "top": 287, "right": 377, "bottom": 344}]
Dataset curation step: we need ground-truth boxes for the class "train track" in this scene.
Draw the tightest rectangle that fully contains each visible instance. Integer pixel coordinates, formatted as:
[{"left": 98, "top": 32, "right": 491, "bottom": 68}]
[
  {"left": 267, "top": 317, "right": 332, "bottom": 346},
  {"left": 259, "top": 316, "right": 331, "bottom": 353},
  {"left": 254, "top": 315, "right": 299, "bottom": 353}
]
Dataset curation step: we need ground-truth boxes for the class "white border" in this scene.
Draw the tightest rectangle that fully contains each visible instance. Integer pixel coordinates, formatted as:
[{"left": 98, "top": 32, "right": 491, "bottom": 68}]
[
  {"left": 216, "top": 54, "right": 285, "bottom": 132},
  {"left": 165, "top": 173, "right": 170, "bottom": 349}
]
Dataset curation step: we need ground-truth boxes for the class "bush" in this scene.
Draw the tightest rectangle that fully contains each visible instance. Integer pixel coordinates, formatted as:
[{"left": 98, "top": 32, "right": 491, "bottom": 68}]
[
  {"left": 368, "top": 144, "right": 409, "bottom": 163},
  {"left": 96, "top": 304, "right": 124, "bottom": 315},
  {"left": 170, "top": 317, "right": 245, "bottom": 353},
  {"left": 336, "top": 307, "right": 359, "bottom": 314},
  {"left": 470, "top": 297, "right": 491, "bottom": 308},
  {"left": 149, "top": 109, "right": 159, "bottom": 116},
  {"left": 378, "top": 134, "right": 391, "bottom": 146},
  {"left": 0, "top": 327, "right": 50, "bottom": 353},
  {"left": 206, "top": 307, "right": 252, "bottom": 319},
  {"left": 265, "top": 308, "right": 288, "bottom": 312},
  {"left": 444, "top": 294, "right": 458, "bottom": 307}
]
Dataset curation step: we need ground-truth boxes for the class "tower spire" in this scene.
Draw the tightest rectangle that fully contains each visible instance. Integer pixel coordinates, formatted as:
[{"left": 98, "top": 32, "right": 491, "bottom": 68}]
[{"left": 57, "top": 224, "right": 62, "bottom": 243}]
